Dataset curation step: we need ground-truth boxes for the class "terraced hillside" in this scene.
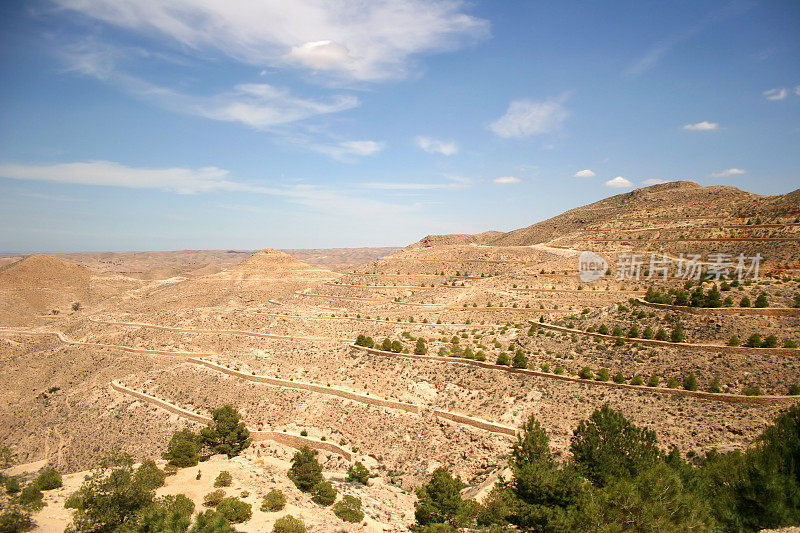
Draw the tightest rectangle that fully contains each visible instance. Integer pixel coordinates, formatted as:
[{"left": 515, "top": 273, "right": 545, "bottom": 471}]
[{"left": 1, "top": 181, "right": 799, "bottom": 531}]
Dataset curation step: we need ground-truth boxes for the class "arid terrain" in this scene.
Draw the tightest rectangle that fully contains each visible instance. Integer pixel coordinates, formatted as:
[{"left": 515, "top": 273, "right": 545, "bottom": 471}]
[{"left": 2, "top": 181, "right": 800, "bottom": 531}]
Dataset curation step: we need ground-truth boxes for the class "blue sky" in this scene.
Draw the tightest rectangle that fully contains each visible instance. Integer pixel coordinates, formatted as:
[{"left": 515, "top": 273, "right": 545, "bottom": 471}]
[{"left": 0, "top": 0, "right": 798, "bottom": 252}]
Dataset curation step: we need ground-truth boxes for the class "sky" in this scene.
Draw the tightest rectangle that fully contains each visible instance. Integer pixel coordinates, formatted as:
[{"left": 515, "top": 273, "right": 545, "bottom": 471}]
[{"left": 0, "top": 0, "right": 798, "bottom": 253}]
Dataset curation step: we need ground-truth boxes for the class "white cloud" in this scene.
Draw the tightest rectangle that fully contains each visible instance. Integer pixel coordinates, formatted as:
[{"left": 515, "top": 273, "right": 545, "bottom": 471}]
[
  {"left": 362, "top": 181, "right": 465, "bottom": 190},
  {"left": 415, "top": 136, "right": 458, "bottom": 156},
  {"left": 573, "top": 169, "right": 596, "bottom": 178},
  {"left": 642, "top": 178, "right": 667, "bottom": 185},
  {"left": 763, "top": 88, "right": 788, "bottom": 101},
  {"left": 493, "top": 176, "right": 521, "bottom": 185},
  {"left": 307, "top": 140, "right": 385, "bottom": 161},
  {"left": 796, "top": 85, "right": 800, "bottom": 96},
  {"left": 53, "top": 0, "right": 490, "bottom": 82},
  {"left": 194, "top": 83, "right": 360, "bottom": 130},
  {"left": 489, "top": 96, "right": 569, "bottom": 138},
  {"left": 0, "top": 160, "right": 263, "bottom": 194},
  {"left": 683, "top": 121, "right": 719, "bottom": 131},
  {"left": 709, "top": 168, "right": 746, "bottom": 178},
  {"left": 287, "top": 40, "right": 351, "bottom": 70},
  {"left": 605, "top": 176, "right": 633, "bottom": 188}
]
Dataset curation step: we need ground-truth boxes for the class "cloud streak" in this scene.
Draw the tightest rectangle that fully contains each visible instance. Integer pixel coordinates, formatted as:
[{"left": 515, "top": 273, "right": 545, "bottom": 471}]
[
  {"left": 489, "top": 95, "right": 569, "bottom": 138},
  {"left": 415, "top": 136, "right": 458, "bottom": 155},
  {"left": 709, "top": 168, "right": 746, "bottom": 178},
  {"left": 53, "top": 0, "right": 489, "bottom": 82},
  {"left": 683, "top": 121, "right": 719, "bottom": 131}
]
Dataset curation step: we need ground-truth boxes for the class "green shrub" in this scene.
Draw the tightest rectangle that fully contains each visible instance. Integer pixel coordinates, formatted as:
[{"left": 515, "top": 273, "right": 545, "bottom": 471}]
[
  {"left": 728, "top": 335, "right": 741, "bottom": 347},
  {"left": 630, "top": 375, "right": 644, "bottom": 386},
  {"left": 345, "top": 462, "right": 370, "bottom": 485},
  {"left": 789, "top": 384, "right": 800, "bottom": 396},
  {"left": 761, "top": 335, "right": 778, "bottom": 348},
  {"left": 5, "top": 476, "right": 21, "bottom": 494},
  {"left": 216, "top": 497, "right": 252, "bottom": 523},
  {"left": 541, "top": 363, "right": 551, "bottom": 373},
  {"left": 512, "top": 350, "right": 528, "bottom": 368},
  {"left": 666, "top": 377, "right": 679, "bottom": 388},
  {"left": 18, "top": 484, "right": 44, "bottom": 509},
  {"left": 647, "top": 375, "right": 660, "bottom": 387},
  {"left": 579, "top": 367, "right": 593, "bottom": 379},
  {"left": 785, "top": 339, "right": 799, "bottom": 349},
  {"left": 204, "top": 490, "right": 226, "bottom": 507},
  {"left": 740, "top": 296, "right": 751, "bottom": 307},
  {"left": 272, "top": 515, "right": 306, "bottom": 533},
  {"left": 683, "top": 373, "right": 698, "bottom": 391},
  {"left": 553, "top": 366, "right": 565, "bottom": 375},
  {"left": 745, "top": 334, "right": 762, "bottom": 348},
  {"left": 133, "top": 460, "right": 166, "bottom": 491},
  {"left": 754, "top": 293, "right": 769, "bottom": 308},
  {"left": 333, "top": 495, "right": 364, "bottom": 523},
  {"left": 670, "top": 324, "right": 685, "bottom": 343},
  {"left": 200, "top": 405, "right": 251, "bottom": 458},
  {"left": 613, "top": 372, "right": 625, "bottom": 384},
  {"left": 34, "top": 467, "right": 62, "bottom": 491},
  {"left": 742, "top": 386, "right": 763, "bottom": 396},
  {"left": 596, "top": 368, "right": 610, "bottom": 381},
  {"left": 288, "top": 446, "right": 323, "bottom": 492},
  {"left": 214, "top": 471, "right": 233, "bottom": 488},
  {"left": 707, "top": 375, "right": 723, "bottom": 393},
  {"left": 311, "top": 481, "right": 337, "bottom": 506},
  {"left": 261, "top": 490, "right": 286, "bottom": 512},
  {"left": 496, "top": 353, "right": 510, "bottom": 366},
  {"left": 0, "top": 504, "right": 34, "bottom": 532}
]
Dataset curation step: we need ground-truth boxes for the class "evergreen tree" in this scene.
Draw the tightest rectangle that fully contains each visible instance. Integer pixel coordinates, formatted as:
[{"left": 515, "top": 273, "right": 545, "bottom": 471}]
[{"left": 200, "top": 405, "right": 251, "bottom": 458}]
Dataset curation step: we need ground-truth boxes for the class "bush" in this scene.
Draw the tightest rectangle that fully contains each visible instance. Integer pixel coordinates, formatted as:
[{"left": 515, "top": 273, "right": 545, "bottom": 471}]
[
  {"left": 683, "top": 374, "right": 698, "bottom": 391},
  {"left": 272, "top": 515, "right": 306, "bottom": 533},
  {"left": 214, "top": 471, "right": 233, "bottom": 488},
  {"left": 204, "top": 489, "right": 226, "bottom": 507},
  {"left": 642, "top": 326, "right": 654, "bottom": 339},
  {"left": 0, "top": 504, "right": 34, "bottom": 532},
  {"left": 655, "top": 328, "right": 668, "bottom": 341},
  {"left": 200, "top": 405, "right": 251, "bottom": 458},
  {"left": 579, "top": 367, "right": 593, "bottom": 380},
  {"left": 740, "top": 296, "right": 751, "bottom": 307},
  {"left": 414, "top": 467, "right": 474, "bottom": 527},
  {"left": 627, "top": 325, "right": 639, "bottom": 338},
  {"left": 598, "top": 324, "right": 609, "bottom": 335},
  {"left": 288, "top": 446, "right": 323, "bottom": 492},
  {"left": 512, "top": 350, "right": 528, "bottom": 368},
  {"left": 133, "top": 460, "right": 166, "bottom": 491},
  {"left": 216, "top": 497, "right": 252, "bottom": 523},
  {"left": 261, "top": 490, "right": 286, "bottom": 512},
  {"left": 4, "top": 476, "right": 20, "bottom": 494},
  {"left": 670, "top": 324, "right": 685, "bottom": 343},
  {"left": 613, "top": 373, "right": 625, "bottom": 384},
  {"left": 789, "top": 384, "right": 800, "bottom": 396},
  {"left": 553, "top": 366, "right": 565, "bottom": 375},
  {"left": 333, "top": 495, "right": 364, "bottom": 523},
  {"left": 630, "top": 375, "right": 644, "bottom": 386},
  {"left": 414, "top": 339, "right": 427, "bottom": 355},
  {"left": 745, "top": 334, "right": 762, "bottom": 348},
  {"left": 666, "top": 377, "right": 679, "bottom": 388},
  {"left": 345, "top": 462, "right": 370, "bottom": 485},
  {"left": 596, "top": 368, "right": 610, "bottom": 382},
  {"left": 754, "top": 293, "right": 769, "bottom": 308},
  {"left": 728, "top": 335, "right": 741, "bottom": 347},
  {"left": 34, "top": 467, "right": 62, "bottom": 491},
  {"left": 190, "top": 510, "right": 235, "bottom": 532},
  {"left": 762, "top": 335, "right": 778, "bottom": 348},
  {"left": 742, "top": 386, "right": 763, "bottom": 396},
  {"left": 496, "top": 353, "right": 510, "bottom": 366},
  {"left": 647, "top": 375, "right": 660, "bottom": 387},
  {"left": 164, "top": 429, "right": 201, "bottom": 467},
  {"left": 18, "top": 484, "right": 44, "bottom": 509},
  {"left": 311, "top": 481, "right": 337, "bottom": 506},
  {"left": 707, "top": 375, "right": 722, "bottom": 393},
  {"left": 785, "top": 339, "right": 799, "bottom": 349}
]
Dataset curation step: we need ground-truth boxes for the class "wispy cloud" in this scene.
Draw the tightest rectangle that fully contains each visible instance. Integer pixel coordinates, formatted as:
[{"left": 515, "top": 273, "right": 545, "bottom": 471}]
[
  {"left": 415, "top": 136, "right": 458, "bottom": 155},
  {"left": 683, "top": 121, "right": 719, "bottom": 131},
  {"left": 625, "top": 3, "right": 750, "bottom": 77},
  {"left": 642, "top": 178, "right": 667, "bottom": 185},
  {"left": 489, "top": 95, "right": 569, "bottom": 138},
  {"left": 605, "top": 176, "right": 633, "bottom": 188},
  {"left": 53, "top": 0, "right": 489, "bottom": 82},
  {"left": 709, "top": 168, "right": 746, "bottom": 178},
  {"left": 362, "top": 179, "right": 467, "bottom": 190},
  {"left": 493, "top": 176, "right": 521, "bottom": 185},
  {"left": 763, "top": 88, "right": 788, "bottom": 101},
  {"left": 0, "top": 160, "right": 265, "bottom": 194},
  {"left": 573, "top": 169, "right": 595, "bottom": 178}
]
